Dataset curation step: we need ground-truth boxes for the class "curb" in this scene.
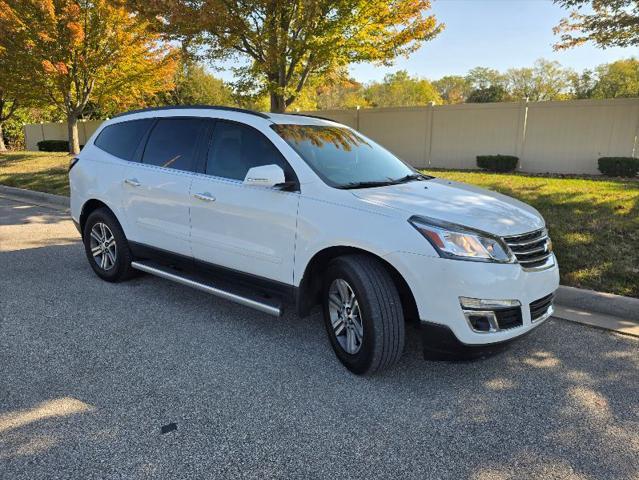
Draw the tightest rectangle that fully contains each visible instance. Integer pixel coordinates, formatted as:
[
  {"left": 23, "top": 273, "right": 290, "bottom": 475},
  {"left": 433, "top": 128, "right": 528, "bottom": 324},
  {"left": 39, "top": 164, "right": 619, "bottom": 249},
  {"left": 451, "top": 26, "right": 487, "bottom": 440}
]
[
  {"left": 555, "top": 285, "right": 639, "bottom": 323},
  {"left": 553, "top": 305, "right": 639, "bottom": 338},
  {"left": 0, "top": 185, "right": 69, "bottom": 210}
]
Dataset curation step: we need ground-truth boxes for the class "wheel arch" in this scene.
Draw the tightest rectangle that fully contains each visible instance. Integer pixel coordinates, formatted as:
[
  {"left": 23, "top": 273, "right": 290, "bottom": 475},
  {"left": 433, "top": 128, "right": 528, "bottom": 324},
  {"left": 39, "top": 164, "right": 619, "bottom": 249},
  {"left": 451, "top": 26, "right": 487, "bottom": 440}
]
[
  {"left": 296, "top": 246, "right": 419, "bottom": 322},
  {"left": 79, "top": 199, "right": 113, "bottom": 239}
]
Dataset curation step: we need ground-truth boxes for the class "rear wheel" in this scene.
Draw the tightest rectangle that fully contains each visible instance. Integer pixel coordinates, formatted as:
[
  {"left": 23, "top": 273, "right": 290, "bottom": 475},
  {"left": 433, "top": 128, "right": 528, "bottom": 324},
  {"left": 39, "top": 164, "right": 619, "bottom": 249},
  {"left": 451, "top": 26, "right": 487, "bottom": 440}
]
[
  {"left": 83, "top": 208, "right": 135, "bottom": 282},
  {"left": 322, "top": 254, "right": 405, "bottom": 374}
]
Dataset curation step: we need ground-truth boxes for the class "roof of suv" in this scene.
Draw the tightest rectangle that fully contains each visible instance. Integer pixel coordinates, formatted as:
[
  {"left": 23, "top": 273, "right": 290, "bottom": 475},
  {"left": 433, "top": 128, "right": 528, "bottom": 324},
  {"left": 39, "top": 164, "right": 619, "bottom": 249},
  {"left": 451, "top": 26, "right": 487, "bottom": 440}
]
[{"left": 111, "top": 105, "right": 339, "bottom": 126}]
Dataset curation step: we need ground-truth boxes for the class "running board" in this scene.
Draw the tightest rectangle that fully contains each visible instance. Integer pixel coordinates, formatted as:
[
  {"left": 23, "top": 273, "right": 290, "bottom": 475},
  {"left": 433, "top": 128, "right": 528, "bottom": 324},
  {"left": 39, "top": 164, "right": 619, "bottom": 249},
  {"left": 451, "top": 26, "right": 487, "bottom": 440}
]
[{"left": 130, "top": 260, "right": 282, "bottom": 317}]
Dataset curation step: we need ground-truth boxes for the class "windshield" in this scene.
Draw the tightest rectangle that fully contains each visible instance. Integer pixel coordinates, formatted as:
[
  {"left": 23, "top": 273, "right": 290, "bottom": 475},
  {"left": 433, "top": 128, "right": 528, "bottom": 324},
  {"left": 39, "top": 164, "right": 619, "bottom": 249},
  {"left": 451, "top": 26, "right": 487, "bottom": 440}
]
[{"left": 272, "top": 124, "right": 423, "bottom": 189}]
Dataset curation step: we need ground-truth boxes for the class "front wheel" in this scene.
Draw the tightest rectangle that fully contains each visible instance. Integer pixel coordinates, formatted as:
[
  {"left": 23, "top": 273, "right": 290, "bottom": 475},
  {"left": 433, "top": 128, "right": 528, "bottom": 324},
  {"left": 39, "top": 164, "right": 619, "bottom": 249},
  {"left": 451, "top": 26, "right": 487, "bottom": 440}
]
[{"left": 322, "top": 254, "right": 405, "bottom": 374}]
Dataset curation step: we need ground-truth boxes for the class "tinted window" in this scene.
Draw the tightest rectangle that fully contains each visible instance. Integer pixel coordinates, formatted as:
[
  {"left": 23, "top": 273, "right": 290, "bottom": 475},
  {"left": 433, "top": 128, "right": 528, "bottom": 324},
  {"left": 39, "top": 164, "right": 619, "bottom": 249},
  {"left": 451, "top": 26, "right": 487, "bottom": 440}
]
[
  {"left": 273, "top": 124, "right": 414, "bottom": 188},
  {"left": 141, "top": 118, "right": 206, "bottom": 171},
  {"left": 206, "top": 121, "right": 292, "bottom": 181},
  {"left": 94, "top": 119, "right": 153, "bottom": 161}
]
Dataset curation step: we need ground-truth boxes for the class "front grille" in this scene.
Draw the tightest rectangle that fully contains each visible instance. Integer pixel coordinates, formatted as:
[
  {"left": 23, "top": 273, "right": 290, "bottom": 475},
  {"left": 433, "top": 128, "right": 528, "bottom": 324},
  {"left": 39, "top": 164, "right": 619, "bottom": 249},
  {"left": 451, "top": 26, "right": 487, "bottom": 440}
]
[
  {"left": 529, "top": 293, "right": 554, "bottom": 321},
  {"left": 494, "top": 307, "right": 523, "bottom": 330},
  {"left": 503, "top": 229, "right": 553, "bottom": 269}
]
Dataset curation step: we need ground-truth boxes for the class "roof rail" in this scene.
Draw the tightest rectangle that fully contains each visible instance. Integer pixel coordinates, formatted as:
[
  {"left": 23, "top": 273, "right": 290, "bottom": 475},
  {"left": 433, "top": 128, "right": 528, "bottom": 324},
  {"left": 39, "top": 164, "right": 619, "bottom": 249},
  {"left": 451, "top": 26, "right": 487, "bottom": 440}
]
[
  {"left": 112, "top": 105, "right": 271, "bottom": 120},
  {"left": 287, "top": 112, "right": 338, "bottom": 123}
]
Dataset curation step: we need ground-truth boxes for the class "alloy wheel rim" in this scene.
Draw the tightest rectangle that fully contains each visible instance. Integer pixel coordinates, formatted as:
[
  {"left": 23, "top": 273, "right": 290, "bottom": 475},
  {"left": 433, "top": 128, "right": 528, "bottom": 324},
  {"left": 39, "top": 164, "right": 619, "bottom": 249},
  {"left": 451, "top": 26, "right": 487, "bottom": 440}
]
[
  {"left": 328, "top": 278, "right": 364, "bottom": 354},
  {"left": 89, "top": 222, "right": 117, "bottom": 271}
]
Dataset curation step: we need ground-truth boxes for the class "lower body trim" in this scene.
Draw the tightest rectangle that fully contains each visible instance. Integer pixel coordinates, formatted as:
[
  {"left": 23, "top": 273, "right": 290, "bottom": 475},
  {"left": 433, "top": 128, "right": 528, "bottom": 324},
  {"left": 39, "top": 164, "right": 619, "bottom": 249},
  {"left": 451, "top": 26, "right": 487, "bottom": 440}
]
[
  {"left": 131, "top": 260, "right": 282, "bottom": 317},
  {"left": 420, "top": 320, "right": 538, "bottom": 361}
]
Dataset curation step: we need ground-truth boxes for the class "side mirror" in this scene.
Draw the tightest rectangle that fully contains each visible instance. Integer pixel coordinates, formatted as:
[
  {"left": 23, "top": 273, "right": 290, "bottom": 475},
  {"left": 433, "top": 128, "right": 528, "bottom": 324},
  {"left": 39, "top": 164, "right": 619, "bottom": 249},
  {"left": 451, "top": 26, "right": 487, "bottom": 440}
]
[{"left": 243, "top": 164, "right": 286, "bottom": 188}]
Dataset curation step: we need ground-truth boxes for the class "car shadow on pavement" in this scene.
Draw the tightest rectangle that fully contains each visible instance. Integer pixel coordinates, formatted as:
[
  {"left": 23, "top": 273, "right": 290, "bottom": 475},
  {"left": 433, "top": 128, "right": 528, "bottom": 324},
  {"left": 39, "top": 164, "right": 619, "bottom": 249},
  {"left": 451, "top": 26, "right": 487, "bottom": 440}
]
[{"left": 1, "top": 211, "right": 638, "bottom": 478}]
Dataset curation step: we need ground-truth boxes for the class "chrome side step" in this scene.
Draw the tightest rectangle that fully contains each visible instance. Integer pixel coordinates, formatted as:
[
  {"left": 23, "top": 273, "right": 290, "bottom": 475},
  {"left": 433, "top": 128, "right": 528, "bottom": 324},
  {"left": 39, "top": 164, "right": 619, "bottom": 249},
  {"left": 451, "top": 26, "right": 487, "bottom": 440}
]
[{"left": 131, "top": 261, "right": 282, "bottom": 317}]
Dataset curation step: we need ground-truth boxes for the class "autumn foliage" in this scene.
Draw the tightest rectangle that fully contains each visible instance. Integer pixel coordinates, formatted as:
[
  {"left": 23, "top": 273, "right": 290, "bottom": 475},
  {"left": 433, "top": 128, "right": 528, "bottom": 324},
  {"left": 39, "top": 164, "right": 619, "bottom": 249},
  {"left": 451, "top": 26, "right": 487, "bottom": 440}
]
[
  {"left": 0, "top": 0, "right": 177, "bottom": 153},
  {"left": 130, "top": 0, "right": 443, "bottom": 112}
]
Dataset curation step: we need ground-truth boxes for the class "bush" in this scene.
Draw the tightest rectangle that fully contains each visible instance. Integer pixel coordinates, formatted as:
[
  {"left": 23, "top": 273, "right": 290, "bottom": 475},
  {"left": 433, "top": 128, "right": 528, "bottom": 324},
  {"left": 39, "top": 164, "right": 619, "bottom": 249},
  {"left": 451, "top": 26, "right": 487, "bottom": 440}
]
[
  {"left": 37, "top": 140, "right": 70, "bottom": 152},
  {"left": 597, "top": 157, "right": 639, "bottom": 177},
  {"left": 476, "top": 155, "right": 519, "bottom": 172}
]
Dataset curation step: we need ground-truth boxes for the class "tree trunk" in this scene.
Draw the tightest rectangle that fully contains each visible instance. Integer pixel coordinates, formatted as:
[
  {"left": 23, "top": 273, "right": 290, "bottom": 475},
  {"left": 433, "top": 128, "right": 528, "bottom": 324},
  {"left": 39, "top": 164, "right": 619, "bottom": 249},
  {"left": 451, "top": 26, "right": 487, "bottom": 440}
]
[
  {"left": 270, "top": 92, "right": 286, "bottom": 113},
  {"left": 67, "top": 113, "right": 80, "bottom": 154},
  {"left": 0, "top": 122, "right": 6, "bottom": 152}
]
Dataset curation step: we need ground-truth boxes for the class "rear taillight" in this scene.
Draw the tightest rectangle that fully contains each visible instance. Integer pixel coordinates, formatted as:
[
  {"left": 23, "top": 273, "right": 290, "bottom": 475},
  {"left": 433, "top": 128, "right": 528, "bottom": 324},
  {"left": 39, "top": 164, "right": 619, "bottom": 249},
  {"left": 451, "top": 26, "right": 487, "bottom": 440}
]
[{"left": 69, "top": 157, "right": 80, "bottom": 172}]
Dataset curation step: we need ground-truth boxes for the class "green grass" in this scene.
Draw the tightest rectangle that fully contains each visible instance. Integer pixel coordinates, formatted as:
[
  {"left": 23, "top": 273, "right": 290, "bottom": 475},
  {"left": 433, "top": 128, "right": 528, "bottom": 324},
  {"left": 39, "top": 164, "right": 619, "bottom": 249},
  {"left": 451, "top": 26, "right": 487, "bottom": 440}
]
[
  {"left": 0, "top": 152, "right": 637, "bottom": 297},
  {"left": 422, "top": 169, "right": 639, "bottom": 298},
  {"left": 0, "top": 151, "right": 71, "bottom": 196}
]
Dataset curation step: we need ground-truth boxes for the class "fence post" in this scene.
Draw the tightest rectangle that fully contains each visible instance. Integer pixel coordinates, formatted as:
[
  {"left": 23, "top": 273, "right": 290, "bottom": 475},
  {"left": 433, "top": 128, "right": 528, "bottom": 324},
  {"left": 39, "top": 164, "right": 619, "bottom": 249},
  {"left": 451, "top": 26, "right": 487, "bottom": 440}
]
[
  {"left": 633, "top": 99, "right": 639, "bottom": 158},
  {"left": 423, "top": 101, "right": 435, "bottom": 168},
  {"left": 516, "top": 98, "right": 529, "bottom": 170}
]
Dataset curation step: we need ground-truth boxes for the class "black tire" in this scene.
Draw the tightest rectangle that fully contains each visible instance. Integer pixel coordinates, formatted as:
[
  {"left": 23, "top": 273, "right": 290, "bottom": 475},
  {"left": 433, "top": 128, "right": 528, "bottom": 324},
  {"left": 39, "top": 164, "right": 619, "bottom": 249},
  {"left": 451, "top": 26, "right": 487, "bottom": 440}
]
[
  {"left": 82, "top": 207, "right": 136, "bottom": 282},
  {"left": 322, "top": 254, "right": 405, "bottom": 374}
]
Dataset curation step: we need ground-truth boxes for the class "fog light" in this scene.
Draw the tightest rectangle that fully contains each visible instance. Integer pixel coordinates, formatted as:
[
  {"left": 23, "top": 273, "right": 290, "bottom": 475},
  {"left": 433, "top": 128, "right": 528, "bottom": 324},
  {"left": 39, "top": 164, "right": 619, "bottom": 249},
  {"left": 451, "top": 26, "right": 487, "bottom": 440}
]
[
  {"left": 464, "top": 311, "right": 499, "bottom": 333},
  {"left": 460, "top": 297, "right": 522, "bottom": 333},
  {"left": 460, "top": 297, "right": 521, "bottom": 309}
]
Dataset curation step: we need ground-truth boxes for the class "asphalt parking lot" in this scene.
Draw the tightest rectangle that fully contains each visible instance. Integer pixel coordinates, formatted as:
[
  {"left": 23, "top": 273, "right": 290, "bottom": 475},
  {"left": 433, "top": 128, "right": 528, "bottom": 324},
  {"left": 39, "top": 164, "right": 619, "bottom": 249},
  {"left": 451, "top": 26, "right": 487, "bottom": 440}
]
[{"left": 1, "top": 195, "right": 638, "bottom": 480}]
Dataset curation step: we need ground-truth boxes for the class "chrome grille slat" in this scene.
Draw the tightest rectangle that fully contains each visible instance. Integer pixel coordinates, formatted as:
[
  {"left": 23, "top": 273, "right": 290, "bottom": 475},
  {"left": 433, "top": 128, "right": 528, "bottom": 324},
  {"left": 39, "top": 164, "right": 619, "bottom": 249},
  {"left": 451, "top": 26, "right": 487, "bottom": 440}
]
[
  {"left": 513, "top": 245, "right": 548, "bottom": 255},
  {"left": 506, "top": 235, "right": 549, "bottom": 248},
  {"left": 518, "top": 252, "right": 552, "bottom": 264},
  {"left": 503, "top": 229, "right": 553, "bottom": 270}
]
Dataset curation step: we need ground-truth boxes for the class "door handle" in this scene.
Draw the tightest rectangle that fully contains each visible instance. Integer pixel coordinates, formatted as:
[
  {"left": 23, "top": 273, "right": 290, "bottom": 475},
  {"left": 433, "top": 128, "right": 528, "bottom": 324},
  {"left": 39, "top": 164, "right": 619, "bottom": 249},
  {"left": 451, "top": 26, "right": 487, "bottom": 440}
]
[
  {"left": 124, "top": 178, "right": 141, "bottom": 187},
  {"left": 194, "top": 192, "right": 216, "bottom": 202}
]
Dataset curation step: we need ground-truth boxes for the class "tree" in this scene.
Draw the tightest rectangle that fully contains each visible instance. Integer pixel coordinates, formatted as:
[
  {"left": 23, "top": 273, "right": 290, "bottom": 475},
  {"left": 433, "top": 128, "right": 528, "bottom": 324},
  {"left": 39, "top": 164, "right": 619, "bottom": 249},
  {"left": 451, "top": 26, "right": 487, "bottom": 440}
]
[
  {"left": 506, "top": 59, "right": 571, "bottom": 101},
  {"left": 130, "top": 0, "right": 443, "bottom": 113},
  {"left": 0, "top": 93, "right": 18, "bottom": 151},
  {"left": 591, "top": 58, "right": 639, "bottom": 98},
  {"left": 554, "top": 0, "right": 639, "bottom": 49},
  {"left": 315, "top": 76, "right": 369, "bottom": 110},
  {"left": 364, "top": 71, "right": 441, "bottom": 107},
  {"left": 1, "top": 107, "right": 50, "bottom": 150},
  {"left": 465, "top": 67, "right": 506, "bottom": 90},
  {"left": 0, "top": 45, "right": 27, "bottom": 151},
  {"left": 0, "top": 0, "right": 176, "bottom": 154},
  {"left": 432, "top": 75, "right": 471, "bottom": 104},
  {"left": 466, "top": 85, "right": 510, "bottom": 103},
  {"left": 161, "top": 61, "right": 234, "bottom": 106},
  {"left": 569, "top": 69, "right": 597, "bottom": 98}
]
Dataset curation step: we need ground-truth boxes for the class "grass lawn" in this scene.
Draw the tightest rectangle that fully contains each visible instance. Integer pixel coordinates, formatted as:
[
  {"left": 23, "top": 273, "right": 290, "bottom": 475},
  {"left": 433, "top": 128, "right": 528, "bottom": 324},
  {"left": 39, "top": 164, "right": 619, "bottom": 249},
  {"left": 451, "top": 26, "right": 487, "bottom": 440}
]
[
  {"left": 423, "top": 169, "right": 639, "bottom": 298},
  {"left": 0, "top": 151, "right": 71, "bottom": 196},
  {"left": 1, "top": 151, "right": 637, "bottom": 297}
]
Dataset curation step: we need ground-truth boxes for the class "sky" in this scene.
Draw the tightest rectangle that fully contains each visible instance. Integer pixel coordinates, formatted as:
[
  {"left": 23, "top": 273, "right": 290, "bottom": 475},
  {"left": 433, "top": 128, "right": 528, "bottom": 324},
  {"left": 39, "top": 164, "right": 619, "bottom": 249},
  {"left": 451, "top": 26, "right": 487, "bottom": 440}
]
[
  {"left": 214, "top": 0, "right": 638, "bottom": 84},
  {"left": 348, "top": 0, "right": 638, "bottom": 82}
]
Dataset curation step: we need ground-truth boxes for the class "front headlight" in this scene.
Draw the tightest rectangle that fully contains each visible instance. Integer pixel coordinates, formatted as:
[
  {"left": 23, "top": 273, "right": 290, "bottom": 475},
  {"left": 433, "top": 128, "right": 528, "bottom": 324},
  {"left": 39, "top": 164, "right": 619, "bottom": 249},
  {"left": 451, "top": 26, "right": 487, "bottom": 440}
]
[{"left": 409, "top": 216, "right": 514, "bottom": 263}]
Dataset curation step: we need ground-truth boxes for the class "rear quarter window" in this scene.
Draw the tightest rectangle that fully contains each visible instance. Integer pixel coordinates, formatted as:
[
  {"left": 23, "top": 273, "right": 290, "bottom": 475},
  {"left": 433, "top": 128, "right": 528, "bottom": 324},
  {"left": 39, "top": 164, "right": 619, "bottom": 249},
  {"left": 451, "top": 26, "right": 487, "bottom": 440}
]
[{"left": 94, "top": 119, "right": 154, "bottom": 161}]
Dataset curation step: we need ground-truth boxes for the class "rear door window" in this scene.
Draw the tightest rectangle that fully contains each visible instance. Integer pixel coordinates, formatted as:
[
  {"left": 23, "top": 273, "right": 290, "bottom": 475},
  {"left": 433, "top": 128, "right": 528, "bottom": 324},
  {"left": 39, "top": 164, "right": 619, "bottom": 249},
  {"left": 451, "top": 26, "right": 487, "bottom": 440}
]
[
  {"left": 141, "top": 118, "right": 207, "bottom": 172},
  {"left": 94, "top": 119, "right": 153, "bottom": 161}
]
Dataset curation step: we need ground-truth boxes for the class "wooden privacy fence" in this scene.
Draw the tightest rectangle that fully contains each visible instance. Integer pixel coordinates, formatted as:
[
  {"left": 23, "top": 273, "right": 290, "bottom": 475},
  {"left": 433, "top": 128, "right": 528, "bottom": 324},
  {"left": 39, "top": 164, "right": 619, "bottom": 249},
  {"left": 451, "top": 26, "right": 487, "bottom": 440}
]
[
  {"left": 24, "top": 98, "right": 639, "bottom": 175},
  {"left": 24, "top": 119, "right": 103, "bottom": 151},
  {"left": 302, "top": 98, "right": 639, "bottom": 175}
]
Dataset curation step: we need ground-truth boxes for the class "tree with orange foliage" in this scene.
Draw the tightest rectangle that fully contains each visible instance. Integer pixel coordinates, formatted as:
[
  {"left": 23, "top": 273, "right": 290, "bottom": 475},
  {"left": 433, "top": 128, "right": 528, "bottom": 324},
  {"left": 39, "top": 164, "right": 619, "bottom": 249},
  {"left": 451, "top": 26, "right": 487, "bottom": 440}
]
[
  {"left": 130, "top": 0, "right": 443, "bottom": 113},
  {"left": 0, "top": 0, "right": 176, "bottom": 154}
]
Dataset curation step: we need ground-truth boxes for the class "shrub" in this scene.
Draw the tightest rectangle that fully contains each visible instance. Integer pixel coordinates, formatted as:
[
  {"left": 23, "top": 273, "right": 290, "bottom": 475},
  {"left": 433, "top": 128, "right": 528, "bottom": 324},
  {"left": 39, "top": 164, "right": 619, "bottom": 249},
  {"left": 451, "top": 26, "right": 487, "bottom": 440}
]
[
  {"left": 476, "top": 155, "right": 519, "bottom": 172},
  {"left": 37, "top": 140, "right": 70, "bottom": 152},
  {"left": 597, "top": 157, "right": 639, "bottom": 177}
]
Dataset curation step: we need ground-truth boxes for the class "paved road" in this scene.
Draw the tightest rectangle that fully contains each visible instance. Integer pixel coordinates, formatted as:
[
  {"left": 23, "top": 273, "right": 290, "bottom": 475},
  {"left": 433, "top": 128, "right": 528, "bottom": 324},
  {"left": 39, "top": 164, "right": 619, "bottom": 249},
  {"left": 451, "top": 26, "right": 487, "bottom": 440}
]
[{"left": 1, "top": 195, "right": 638, "bottom": 480}]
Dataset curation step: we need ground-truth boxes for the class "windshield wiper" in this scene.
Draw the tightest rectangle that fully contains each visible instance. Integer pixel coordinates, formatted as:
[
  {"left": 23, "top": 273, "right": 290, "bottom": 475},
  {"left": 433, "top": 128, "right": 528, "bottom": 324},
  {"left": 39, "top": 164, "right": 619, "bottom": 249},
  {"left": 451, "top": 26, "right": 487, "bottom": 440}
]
[
  {"left": 338, "top": 180, "right": 396, "bottom": 190},
  {"left": 392, "top": 173, "right": 431, "bottom": 184},
  {"left": 338, "top": 173, "right": 433, "bottom": 190}
]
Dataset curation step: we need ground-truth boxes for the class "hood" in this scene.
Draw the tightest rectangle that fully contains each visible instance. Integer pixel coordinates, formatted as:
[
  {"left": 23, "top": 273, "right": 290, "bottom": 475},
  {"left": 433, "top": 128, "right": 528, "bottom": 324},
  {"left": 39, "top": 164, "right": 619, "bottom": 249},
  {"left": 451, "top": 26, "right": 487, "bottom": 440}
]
[{"left": 351, "top": 178, "right": 545, "bottom": 237}]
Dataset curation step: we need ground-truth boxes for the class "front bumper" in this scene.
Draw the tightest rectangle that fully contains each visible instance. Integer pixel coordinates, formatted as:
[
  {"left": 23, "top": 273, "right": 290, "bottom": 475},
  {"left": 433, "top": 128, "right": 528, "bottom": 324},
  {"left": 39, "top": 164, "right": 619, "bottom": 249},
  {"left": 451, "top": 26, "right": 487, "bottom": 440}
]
[
  {"left": 383, "top": 251, "right": 559, "bottom": 351},
  {"left": 419, "top": 317, "right": 550, "bottom": 360}
]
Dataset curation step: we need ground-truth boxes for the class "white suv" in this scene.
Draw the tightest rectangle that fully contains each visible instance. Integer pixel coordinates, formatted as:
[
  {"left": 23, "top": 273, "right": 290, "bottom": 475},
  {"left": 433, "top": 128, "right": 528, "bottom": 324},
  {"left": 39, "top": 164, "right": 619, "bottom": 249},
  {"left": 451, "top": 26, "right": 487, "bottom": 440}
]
[{"left": 70, "top": 106, "right": 559, "bottom": 374}]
